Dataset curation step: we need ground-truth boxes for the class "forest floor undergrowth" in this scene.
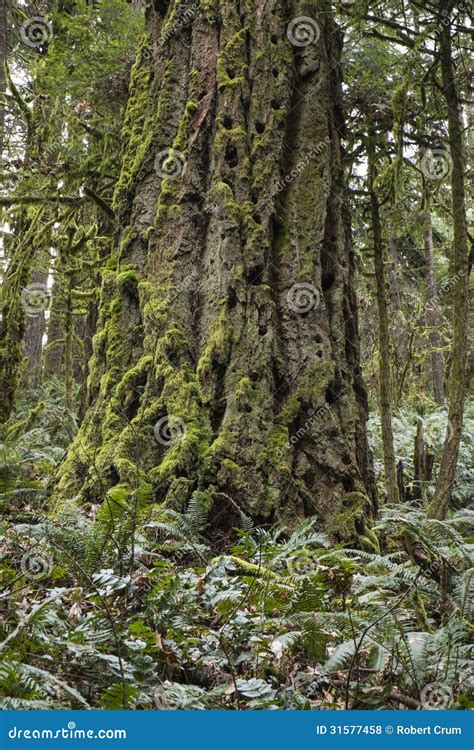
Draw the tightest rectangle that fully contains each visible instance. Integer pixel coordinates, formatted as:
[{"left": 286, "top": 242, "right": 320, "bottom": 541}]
[{"left": 0, "top": 382, "right": 472, "bottom": 710}]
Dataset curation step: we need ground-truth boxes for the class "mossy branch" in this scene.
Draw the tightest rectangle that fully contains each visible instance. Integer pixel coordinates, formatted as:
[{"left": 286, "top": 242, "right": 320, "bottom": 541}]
[
  {"left": 4, "top": 63, "right": 32, "bottom": 129},
  {"left": 0, "top": 195, "right": 83, "bottom": 207},
  {"left": 213, "top": 555, "right": 281, "bottom": 581},
  {"left": 83, "top": 187, "right": 115, "bottom": 219}
]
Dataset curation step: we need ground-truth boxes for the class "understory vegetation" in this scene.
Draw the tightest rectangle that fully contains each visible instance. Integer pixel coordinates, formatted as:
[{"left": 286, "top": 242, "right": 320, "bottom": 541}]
[{"left": 0, "top": 385, "right": 472, "bottom": 709}]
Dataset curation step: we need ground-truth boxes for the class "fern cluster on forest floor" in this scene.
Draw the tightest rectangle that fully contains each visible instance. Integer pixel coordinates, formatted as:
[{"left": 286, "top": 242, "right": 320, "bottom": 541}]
[{"left": 0, "top": 384, "right": 472, "bottom": 710}]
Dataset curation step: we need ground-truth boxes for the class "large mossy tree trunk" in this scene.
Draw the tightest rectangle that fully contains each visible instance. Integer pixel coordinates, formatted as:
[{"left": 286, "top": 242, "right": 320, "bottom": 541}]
[{"left": 56, "top": 0, "right": 377, "bottom": 547}]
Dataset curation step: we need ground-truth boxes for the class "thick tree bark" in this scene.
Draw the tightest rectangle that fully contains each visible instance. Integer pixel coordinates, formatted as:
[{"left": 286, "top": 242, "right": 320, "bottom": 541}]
[
  {"left": 0, "top": 210, "right": 39, "bottom": 423},
  {"left": 428, "top": 0, "right": 470, "bottom": 519},
  {"left": 56, "top": 0, "right": 377, "bottom": 546},
  {"left": 424, "top": 210, "right": 445, "bottom": 405},
  {"left": 367, "top": 127, "right": 399, "bottom": 503}
]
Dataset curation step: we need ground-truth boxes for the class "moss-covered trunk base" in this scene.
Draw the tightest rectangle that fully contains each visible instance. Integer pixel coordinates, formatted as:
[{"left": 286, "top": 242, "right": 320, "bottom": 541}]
[{"left": 54, "top": 0, "right": 377, "bottom": 549}]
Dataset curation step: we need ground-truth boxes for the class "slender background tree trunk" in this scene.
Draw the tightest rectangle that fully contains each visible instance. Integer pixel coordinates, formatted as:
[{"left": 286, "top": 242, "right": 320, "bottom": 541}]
[
  {"left": 424, "top": 209, "right": 445, "bottom": 405},
  {"left": 55, "top": 0, "right": 377, "bottom": 546},
  {"left": 429, "top": 0, "right": 470, "bottom": 519},
  {"left": 367, "top": 126, "right": 399, "bottom": 503}
]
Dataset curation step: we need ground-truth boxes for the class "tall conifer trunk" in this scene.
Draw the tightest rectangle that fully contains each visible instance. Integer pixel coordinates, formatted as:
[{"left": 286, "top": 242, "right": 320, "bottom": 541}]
[
  {"left": 367, "top": 127, "right": 399, "bottom": 504},
  {"left": 424, "top": 209, "right": 445, "bottom": 405},
  {"left": 428, "top": 0, "right": 470, "bottom": 519},
  {"left": 56, "top": 0, "right": 376, "bottom": 546}
]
